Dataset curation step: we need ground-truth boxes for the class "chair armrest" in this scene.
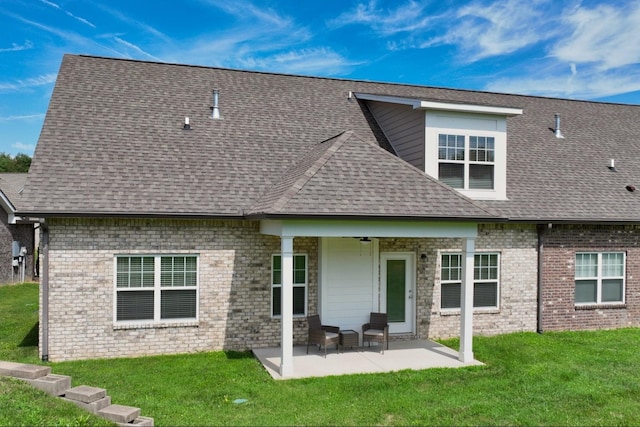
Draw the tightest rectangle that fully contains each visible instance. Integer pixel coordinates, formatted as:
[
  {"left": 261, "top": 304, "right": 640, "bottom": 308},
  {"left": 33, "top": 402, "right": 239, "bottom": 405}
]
[
  {"left": 362, "top": 323, "right": 371, "bottom": 332},
  {"left": 309, "top": 329, "right": 326, "bottom": 342},
  {"left": 322, "top": 325, "right": 340, "bottom": 334}
]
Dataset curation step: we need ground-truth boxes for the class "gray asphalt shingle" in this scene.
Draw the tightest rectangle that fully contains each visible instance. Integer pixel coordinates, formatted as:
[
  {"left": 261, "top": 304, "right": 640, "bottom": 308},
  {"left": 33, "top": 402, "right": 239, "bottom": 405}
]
[{"left": 19, "top": 54, "right": 640, "bottom": 222}]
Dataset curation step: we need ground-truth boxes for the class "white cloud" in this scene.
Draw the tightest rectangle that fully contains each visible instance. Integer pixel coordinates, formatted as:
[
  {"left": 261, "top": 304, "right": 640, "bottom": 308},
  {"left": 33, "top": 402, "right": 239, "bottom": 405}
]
[
  {"left": 552, "top": 3, "right": 640, "bottom": 70},
  {"left": 0, "top": 41, "right": 34, "bottom": 53},
  {"left": 239, "top": 47, "right": 358, "bottom": 76},
  {"left": 0, "top": 114, "right": 45, "bottom": 122},
  {"left": 485, "top": 64, "right": 640, "bottom": 100},
  {"left": 424, "top": 0, "right": 560, "bottom": 61},
  {"left": 39, "top": 0, "right": 60, "bottom": 9},
  {"left": 95, "top": 4, "right": 171, "bottom": 43},
  {"left": 114, "top": 37, "right": 162, "bottom": 61},
  {"left": 329, "top": 0, "right": 434, "bottom": 36},
  {"left": 40, "top": 0, "right": 96, "bottom": 28},
  {"left": 0, "top": 74, "right": 57, "bottom": 92},
  {"left": 65, "top": 11, "right": 96, "bottom": 28},
  {"left": 12, "top": 142, "right": 36, "bottom": 153}
]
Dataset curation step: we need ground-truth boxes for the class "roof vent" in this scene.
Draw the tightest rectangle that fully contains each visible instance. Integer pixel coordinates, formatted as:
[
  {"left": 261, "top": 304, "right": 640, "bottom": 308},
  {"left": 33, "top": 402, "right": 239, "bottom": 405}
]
[
  {"left": 626, "top": 185, "right": 636, "bottom": 192},
  {"left": 554, "top": 114, "right": 564, "bottom": 139},
  {"left": 608, "top": 159, "right": 616, "bottom": 172},
  {"left": 183, "top": 117, "right": 191, "bottom": 130},
  {"left": 211, "top": 89, "right": 221, "bottom": 119}
]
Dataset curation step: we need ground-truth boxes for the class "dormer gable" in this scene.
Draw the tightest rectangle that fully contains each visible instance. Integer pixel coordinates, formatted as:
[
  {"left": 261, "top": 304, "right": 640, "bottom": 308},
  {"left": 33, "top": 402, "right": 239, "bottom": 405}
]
[{"left": 356, "top": 93, "right": 522, "bottom": 201}]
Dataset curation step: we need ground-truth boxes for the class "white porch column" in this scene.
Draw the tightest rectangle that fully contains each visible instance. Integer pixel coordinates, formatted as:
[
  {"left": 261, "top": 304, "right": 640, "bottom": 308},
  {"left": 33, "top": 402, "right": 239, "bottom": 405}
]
[
  {"left": 280, "top": 236, "right": 294, "bottom": 377},
  {"left": 459, "top": 237, "right": 475, "bottom": 363}
]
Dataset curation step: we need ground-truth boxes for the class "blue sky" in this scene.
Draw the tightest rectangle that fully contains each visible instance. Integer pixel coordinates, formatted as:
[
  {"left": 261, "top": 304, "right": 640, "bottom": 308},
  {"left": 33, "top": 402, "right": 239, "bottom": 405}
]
[{"left": 1, "top": 0, "right": 640, "bottom": 157}]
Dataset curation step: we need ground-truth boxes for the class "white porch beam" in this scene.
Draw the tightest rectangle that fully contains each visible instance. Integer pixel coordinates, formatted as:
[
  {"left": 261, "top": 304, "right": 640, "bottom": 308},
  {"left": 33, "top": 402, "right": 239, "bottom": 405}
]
[
  {"left": 260, "top": 219, "right": 477, "bottom": 239},
  {"left": 280, "top": 236, "right": 294, "bottom": 378},
  {"left": 459, "top": 237, "right": 475, "bottom": 363}
]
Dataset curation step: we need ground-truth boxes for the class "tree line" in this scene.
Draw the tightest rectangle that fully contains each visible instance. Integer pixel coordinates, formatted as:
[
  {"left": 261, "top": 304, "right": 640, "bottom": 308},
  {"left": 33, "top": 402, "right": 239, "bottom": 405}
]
[{"left": 0, "top": 153, "right": 31, "bottom": 173}]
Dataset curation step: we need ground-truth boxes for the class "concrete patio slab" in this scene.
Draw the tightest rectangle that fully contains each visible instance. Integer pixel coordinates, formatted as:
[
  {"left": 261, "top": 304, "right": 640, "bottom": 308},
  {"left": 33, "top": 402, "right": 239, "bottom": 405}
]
[{"left": 253, "top": 340, "right": 484, "bottom": 379}]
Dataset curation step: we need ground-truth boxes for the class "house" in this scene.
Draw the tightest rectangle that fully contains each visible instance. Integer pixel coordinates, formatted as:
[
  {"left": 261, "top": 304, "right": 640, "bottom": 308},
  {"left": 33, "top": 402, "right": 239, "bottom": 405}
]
[
  {"left": 0, "top": 173, "right": 36, "bottom": 283},
  {"left": 19, "top": 54, "right": 640, "bottom": 376}
]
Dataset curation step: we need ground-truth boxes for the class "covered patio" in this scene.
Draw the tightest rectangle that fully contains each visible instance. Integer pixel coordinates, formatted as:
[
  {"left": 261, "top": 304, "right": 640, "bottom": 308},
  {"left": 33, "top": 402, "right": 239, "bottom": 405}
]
[{"left": 253, "top": 340, "right": 484, "bottom": 380}]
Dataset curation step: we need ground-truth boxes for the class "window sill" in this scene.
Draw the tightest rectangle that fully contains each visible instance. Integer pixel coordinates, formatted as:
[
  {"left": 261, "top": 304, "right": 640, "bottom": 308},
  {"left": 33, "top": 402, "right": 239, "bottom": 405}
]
[
  {"left": 575, "top": 304, "right": 626, "bottom": 311},
  {"left": 439, "top": 308, "right": 500, "bottom": 316},
  {"left": 113, "top": 320, "right": 199, "bottom": 330},
  {"left": 271, "top": 315, "right": 308, "bottom": 320}
]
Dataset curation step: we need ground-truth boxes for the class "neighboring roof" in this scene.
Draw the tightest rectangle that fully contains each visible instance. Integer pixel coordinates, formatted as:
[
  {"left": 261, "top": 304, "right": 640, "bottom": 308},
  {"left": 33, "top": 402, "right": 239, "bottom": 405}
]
[
  {"left": 0, "top": 173, "right": 27, "bottom": 213},
  {"left": 19, "top": 54, "right": 640, "bottom": 223}
]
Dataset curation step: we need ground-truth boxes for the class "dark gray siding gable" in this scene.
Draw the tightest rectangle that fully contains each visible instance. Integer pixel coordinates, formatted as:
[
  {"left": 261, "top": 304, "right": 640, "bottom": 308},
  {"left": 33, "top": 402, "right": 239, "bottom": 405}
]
[{"left": 366, "top": 101, "right": 425, "bottom": 171}]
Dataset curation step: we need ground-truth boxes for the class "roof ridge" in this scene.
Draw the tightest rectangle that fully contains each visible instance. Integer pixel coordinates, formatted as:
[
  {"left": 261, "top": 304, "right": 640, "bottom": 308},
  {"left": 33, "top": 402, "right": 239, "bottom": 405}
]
[
  {"left": 248, "top": 131, "right": 355, "bottom": 214},
  {"left": 70, "top": 54, "right": 640, "bottom": 109}
]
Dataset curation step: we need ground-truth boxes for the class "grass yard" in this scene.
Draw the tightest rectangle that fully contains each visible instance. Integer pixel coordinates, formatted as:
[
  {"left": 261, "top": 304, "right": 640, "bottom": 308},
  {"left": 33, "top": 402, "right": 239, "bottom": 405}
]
[{"left": 1, "top": 282, "right": 640, "bottom": 426}]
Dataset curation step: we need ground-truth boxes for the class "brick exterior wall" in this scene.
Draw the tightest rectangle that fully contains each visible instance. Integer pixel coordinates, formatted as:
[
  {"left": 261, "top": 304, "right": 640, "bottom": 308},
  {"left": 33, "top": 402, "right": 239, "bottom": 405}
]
[
  {"left": 41, "top": 218, "right": 538, "bottom": 361},
  {"left": 540, "top": 224, "right": 640, "bottom": 331},
  {"left": 380, "top": 223, "right": 539, "bottom": 340},
  {"left": 41, "top": 218, "right": 317, "bottom": 361}
]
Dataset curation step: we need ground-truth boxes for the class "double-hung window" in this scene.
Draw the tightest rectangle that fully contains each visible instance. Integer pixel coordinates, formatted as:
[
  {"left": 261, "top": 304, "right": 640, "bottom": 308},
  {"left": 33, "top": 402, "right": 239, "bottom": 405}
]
[
  {"left": 115, "top": 255, "right": 198, "bottom": 322},
  {"left": 575, "top": 252, "right": 625, "bottom": 304},
  {"left": 438, "top": 134, "right": 495, "bottom": 190},
  {"left": 271, "top": 254, "right": 307, "bottom": 317},
  {"left": 440, "top": 253, "right": 500, "bottom": 309}
]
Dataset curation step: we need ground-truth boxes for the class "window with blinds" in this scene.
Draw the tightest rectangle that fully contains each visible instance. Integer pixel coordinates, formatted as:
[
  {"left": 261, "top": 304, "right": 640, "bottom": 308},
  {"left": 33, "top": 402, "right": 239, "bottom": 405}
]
[
  {"left": 440, "top": 252, "right": 499, "bottom": 310},
  {"left": 438, "top": 134, "right": 495, "bottom": 190},
  {"left": 115, "top": 255, "right": 198, "bottom": 322},
  {"left": 271, "top": 254, "right": 307, "bottom": 317},
  {"left": 575, "top": 252, "right": 625, "bottom": 305}
]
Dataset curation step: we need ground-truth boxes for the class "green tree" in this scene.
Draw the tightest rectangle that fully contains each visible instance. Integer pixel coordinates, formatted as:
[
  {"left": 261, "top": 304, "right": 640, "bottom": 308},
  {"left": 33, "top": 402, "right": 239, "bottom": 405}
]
[{"left": 0, "top": 153, "right": 32, "bottom": 172}]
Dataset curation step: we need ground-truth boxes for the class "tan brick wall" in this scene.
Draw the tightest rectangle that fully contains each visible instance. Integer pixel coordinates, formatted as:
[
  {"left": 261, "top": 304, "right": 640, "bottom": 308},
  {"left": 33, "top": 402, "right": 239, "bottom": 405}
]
[
  {"left": 40, "top": 218, "right": 538, "bottom": 361},
  {"left": 41, "top": 218, "right": 317, "bottom": 361},
  {"left": 541, "top": 224, "right": 640, "bottom": 331},
  {"left": 380, "top": 223, "right": 538, "bottom": 339}
]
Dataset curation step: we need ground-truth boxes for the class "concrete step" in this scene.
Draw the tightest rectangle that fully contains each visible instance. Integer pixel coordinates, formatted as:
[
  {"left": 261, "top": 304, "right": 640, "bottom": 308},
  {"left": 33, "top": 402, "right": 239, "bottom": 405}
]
[
  {"left": 98, "top": 404, "right": 141, "bottom": 424},
  {"left": 26, "top": 373, "right": 71, "bottom": 396},
  {"left": 65, "top": 385, "right": 107, "bottom": 403},
  {"left": 63, "top": 395, "right": 112, "bottom": 415},
  {"left": 0, "top": 361, "right": 51, "bottom": 379},
  {"left": 117, "top": 416, "right": 154, "bottom": 427}
]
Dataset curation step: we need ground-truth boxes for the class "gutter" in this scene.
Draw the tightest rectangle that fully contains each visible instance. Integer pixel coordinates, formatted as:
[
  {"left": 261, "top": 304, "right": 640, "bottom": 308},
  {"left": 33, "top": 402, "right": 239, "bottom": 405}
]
[{"left": 41, "top": 225, "right": 49, "bottom": 362}]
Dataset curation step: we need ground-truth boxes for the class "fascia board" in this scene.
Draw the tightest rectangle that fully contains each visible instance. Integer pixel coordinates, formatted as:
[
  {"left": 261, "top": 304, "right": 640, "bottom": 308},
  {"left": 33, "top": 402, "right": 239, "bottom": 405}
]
[{"left": 355, "top": 92, "right": 523, "bottom": 116}]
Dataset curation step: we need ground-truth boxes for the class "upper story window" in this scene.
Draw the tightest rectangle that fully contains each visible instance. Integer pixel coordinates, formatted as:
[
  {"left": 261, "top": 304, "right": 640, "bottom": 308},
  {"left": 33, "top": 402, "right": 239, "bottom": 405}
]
[
  {"left": 427, "top": 113, "right": 508, "bottom": 200},
  {"left": 438, "top": 134, "right": 495, "bottom": 190},
  {"left": 351, "top": 93, "right": 522, "bottom": 201},
  {"left": 575, "top": 252, "right": 625, "bottom": 305}
]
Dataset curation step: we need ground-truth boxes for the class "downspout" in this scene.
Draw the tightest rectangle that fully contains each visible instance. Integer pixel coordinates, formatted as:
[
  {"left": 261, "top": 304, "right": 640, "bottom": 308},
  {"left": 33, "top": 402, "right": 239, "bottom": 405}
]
[
  {"left": 536, "top": 224, "right": 545, "bottom": 334},
  {"left": 41, "top": 225, "right": 49, "bottom": 362}
]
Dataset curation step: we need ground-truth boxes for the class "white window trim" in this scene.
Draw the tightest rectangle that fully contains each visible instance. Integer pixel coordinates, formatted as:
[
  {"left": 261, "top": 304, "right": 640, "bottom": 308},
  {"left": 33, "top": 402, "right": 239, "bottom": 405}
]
[
  {"left": 113, "top": 254, "right": 200, "bottom": 325},
  {"left": 574, "top": 252, "right": 626, "bottom": 306},
  {"left": 425, "top": 111, "right": 507, "bottom": 201},
  {"left": 439, "top": 251, "right": 501, "bottom": 312},
  {"left": 271, "top": 253, "right": 308, "bottom": 318}
]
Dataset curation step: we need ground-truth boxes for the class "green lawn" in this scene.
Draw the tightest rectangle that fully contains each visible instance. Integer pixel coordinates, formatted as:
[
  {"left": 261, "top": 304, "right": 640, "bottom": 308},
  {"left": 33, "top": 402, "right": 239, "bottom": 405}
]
[{"left": 2, "top": 282, "right": 640, "bottom": 426}]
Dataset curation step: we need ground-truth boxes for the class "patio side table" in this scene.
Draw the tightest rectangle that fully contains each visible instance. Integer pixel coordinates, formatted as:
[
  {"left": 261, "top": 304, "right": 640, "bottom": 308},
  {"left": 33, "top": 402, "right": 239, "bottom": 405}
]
[{"left": 339, "top": 329, "right": 359, "bottom": 352}]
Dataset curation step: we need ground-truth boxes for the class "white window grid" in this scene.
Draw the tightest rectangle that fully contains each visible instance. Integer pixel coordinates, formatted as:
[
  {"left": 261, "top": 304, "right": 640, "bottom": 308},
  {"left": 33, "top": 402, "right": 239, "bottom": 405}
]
[
  {"left": 575, "top": 252, "right": 625, "bottom": 305},
  {"left": 114, "top": 254, "right": 199, "bottom": 324}
]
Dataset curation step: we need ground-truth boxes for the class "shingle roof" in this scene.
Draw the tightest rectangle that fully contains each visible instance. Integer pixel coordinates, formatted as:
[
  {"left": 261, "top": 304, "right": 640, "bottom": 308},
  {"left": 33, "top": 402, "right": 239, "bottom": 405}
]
[
  {"left": 19, "top": 54, "right": 640, "bottom": 223},
  {"left": 247, "top": 131, "right": 497, "bottom": 219},
  {"left": 0, "top": 173, "right": 27, "bottom": 212}
]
